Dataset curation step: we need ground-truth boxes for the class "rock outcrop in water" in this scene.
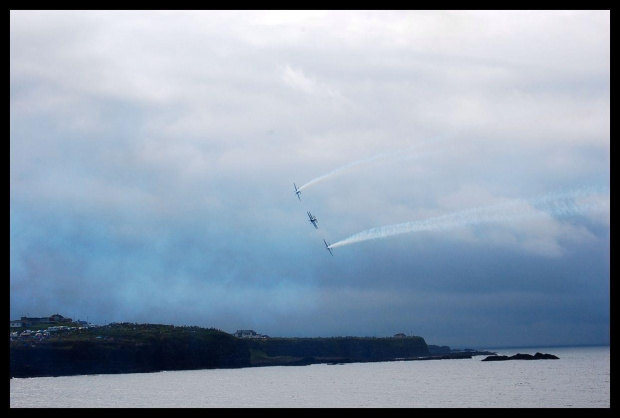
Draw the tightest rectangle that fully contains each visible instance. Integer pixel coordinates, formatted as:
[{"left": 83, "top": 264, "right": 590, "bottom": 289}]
[{"left": 481, "top": 352, "right": 559, "bottom": 361}]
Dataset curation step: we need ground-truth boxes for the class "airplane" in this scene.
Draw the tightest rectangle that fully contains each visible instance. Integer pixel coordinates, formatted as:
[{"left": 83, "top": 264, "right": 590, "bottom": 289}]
[
  {"left": 307, "top": 211, "right": 318, "bottom": 229},
  {"left": 294, "top": 183, "right": 301, "bottom": 201},
  {"left": 323, "top": 239, "right": 334, "bottom": 256}
]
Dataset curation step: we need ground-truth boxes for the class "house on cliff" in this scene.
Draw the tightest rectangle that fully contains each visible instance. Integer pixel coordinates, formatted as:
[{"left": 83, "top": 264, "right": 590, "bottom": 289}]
[
  {"left": 233, "top": 329, "right": 268, "bottom": 338},
  {"left": 10, "top": 313, "right": 72, "bottom": 328}
]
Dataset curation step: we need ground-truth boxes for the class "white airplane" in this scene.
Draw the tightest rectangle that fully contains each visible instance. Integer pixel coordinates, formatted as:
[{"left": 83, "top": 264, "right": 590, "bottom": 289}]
[
  {"left": 323, "top": 239, "right": 334, "bottom": 256},
  {"left": 294, "top": 183, "right": 301, "bottom": 201},
  {"left": 308, "top": 212, "right": 318, "bottom": 229}
]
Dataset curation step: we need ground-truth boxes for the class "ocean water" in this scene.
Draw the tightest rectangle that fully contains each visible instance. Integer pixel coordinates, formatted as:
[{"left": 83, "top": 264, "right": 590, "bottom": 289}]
[{"left": 10, "top": 345, "right": 609, "bottom": 408}]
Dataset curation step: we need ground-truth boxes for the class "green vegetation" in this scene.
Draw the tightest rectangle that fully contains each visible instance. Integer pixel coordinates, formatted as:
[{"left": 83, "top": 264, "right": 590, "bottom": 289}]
[
  {"left": 10, "top": 321, "right": 76, "bottom": 332},
  {"left": 10, "top": 323, "right": 251, "bottom": 378}
]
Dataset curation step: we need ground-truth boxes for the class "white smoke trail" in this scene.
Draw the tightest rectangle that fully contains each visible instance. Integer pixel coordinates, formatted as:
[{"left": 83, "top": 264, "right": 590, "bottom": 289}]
[
  {"left": 298, "top": 138, "right": 444, "bottom": 192},
  {"left": 329, "top": 186, "right": 610, "bottom": 249}
]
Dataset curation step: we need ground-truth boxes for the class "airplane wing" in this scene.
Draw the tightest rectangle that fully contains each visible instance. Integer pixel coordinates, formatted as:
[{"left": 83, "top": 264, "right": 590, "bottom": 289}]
[
  {"left": 323, "top": 239, "right": 334, "bottom": 256},
  {"left": 294, "top": 183, "right": 301, "bottom": 201}
]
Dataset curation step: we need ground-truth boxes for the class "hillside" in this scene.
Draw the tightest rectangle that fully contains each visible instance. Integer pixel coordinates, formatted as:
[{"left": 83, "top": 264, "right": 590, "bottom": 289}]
[
  {"left": 10, "top": 323, "right": 250, "bottom": 378},
  {"left": 10, "top": 323, "right": 490, "bottom": 378},
  {"left": 245, "top": 336, "right": 429, "bottom": 366}
]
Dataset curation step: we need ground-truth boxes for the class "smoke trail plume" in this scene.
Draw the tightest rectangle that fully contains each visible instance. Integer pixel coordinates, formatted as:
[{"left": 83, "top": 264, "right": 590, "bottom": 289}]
[
  {"left": 298, "top": 138, "right": 444, "bottom": 192},
  {"left": 328, "top": 186, "right": 610, "bottom": 249}
]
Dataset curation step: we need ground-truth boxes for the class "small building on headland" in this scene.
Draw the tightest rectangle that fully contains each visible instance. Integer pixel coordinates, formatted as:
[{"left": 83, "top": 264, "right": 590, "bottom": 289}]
[
  {"left": 233, "top": 329, "right": 268, "bottom": 338},
  {"left": 394, "top": 333, "right": 407, "bottom": 338},
  {"left": 10, "top": 313, "right": 73, "bottom": 328},
  {"left": 49, "top": 314, "right": 71, "bottom": 323}
]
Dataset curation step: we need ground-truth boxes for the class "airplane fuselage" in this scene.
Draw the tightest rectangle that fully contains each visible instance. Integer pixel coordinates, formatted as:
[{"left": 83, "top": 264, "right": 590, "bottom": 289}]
[{"left": 308, "top": 212, "right": 318, "bottom": 229}]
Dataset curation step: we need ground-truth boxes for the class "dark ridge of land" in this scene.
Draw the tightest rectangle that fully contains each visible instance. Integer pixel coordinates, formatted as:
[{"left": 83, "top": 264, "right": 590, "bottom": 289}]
[
  {"left": 10, "top": 323, "right": 251, "bottom": 378},
  {"left": 245, "top": 335, "right": 428, "bottom": 367},
  {"left": 9, "top": 323, "right": 497, "bottom": 378},
  {"left": 481, "top": 352, "right": 560, "bottom": 361}
]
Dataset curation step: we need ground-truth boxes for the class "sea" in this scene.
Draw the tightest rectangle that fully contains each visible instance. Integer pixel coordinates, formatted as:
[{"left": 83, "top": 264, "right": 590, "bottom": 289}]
[{"left": 10, "top": 345, "right": 609, "bottom": 408}]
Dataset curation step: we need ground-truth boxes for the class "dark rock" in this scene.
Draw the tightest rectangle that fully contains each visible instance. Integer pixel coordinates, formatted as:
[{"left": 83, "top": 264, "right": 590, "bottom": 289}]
[
  {"left": 427, "top": 345, "right": 452, "bottom": 355},
  {"left": 481, "top": 352, "right": 559, "bottom": 361}
]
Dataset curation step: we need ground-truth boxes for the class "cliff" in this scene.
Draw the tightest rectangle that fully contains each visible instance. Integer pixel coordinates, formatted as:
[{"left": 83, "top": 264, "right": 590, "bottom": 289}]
[
  {"left": 245, "top": 335, "right": 429, "bottom": 366},
  {"left": 10, "top": 323, "right": 488, "bottom": 378},
  {"left": 10, "top": 323, "right": 250, "bottom": 378}
]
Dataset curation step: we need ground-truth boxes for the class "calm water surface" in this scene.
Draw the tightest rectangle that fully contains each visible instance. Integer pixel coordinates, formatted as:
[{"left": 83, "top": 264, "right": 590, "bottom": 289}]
[{"left": 10, "top": 345, "right": 609, "bottom": 408}]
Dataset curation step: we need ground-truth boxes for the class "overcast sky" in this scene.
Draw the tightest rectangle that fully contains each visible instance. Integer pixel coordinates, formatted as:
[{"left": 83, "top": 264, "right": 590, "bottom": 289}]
[{"left": 10, "top": 10, "right": 609, "bottom": 348}]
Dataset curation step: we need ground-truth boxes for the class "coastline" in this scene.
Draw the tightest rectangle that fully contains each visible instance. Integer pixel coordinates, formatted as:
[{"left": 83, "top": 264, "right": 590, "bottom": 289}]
[{"left": 10, "top": 323, "right": 498, "bottom": 378}]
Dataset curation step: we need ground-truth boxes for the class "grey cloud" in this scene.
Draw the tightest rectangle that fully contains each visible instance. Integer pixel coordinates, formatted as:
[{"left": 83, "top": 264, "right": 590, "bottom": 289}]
[{"left": 10, "top": 11, "right": 609, "bottom": 348}]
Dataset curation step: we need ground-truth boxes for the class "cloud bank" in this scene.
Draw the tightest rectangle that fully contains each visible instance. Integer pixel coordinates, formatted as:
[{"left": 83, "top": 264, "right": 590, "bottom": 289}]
[{"left": 11, "top": 10, "right": 609, "bottom": 348}]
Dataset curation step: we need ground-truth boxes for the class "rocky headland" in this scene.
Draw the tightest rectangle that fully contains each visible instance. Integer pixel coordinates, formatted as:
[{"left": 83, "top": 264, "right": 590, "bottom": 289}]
[{"left": 10, "top": 322, "right": 499, "bottom": 378}]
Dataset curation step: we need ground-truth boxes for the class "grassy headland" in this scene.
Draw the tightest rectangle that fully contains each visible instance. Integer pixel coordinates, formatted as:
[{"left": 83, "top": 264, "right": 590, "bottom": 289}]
[{"left": 10, "top": 323, "right": 492, "bottom": 378}]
